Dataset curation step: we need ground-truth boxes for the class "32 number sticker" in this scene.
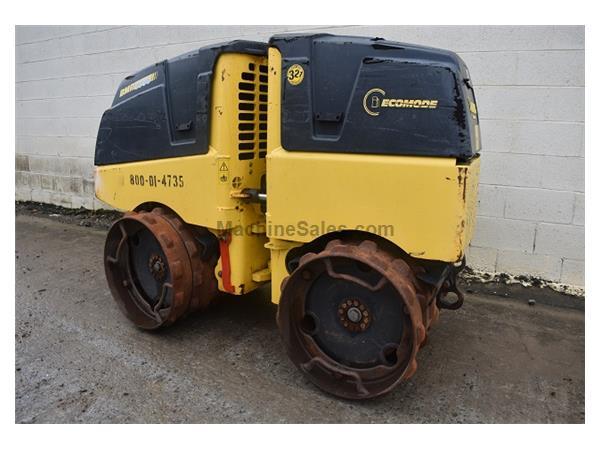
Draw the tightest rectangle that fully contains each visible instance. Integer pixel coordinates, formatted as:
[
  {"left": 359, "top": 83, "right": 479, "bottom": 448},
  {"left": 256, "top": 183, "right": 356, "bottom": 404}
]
[{"left": 287, "top": 64, "right": 304, "bottom": 86}]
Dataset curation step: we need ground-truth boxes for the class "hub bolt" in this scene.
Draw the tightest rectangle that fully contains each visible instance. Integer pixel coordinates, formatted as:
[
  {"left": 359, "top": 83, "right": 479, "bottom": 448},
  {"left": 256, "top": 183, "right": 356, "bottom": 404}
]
[{"left": 347, "top": 306, "right": 363, "bottom": 323}]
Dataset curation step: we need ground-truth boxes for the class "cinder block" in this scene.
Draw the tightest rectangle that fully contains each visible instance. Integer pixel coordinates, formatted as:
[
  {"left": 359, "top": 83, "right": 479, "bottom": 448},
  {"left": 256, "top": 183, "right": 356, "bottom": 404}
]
[
  {"left": 535, "top": 223, "right": 584, "bottom": 260},
  {"left": 65, "top": 118, "right": 101, "bottom": 137},
  {"left": 16, "top": 98, "right": 61, "bottom": 118},
  {"left": 80, "top": 29, "right": 111, "bottom": 55},
  {"left": 134, "top": 25, "right": 174, "bottom": 48},
  {"left": 50, "top": 191, "right": 73, "bottom": 208},
  {"left": 40, "top": 174, "right": 53, "bottom": 190},
  {"left": 471, "top": 216, "right": 536, "bottom": 252},
  {"left": 18, "top": 75, "right": 117, "bottom": 100},
  {"left": 17, "top": 57, "right": 65, "bottom": 82},
  {"left": 16, "top": 78, "right": 72, "bottom": 100},
  {"left": 89, "top": 47, "right": 159, "bottom": 76},
  {"left": 477, "top": 184, "right": 506, "bottom": 217},
  {"left": 465, "top": 246, "right": 497, "bottom": 272},
  {"left": 461, "top": 50, "right": 584, "bottom": 87},
  {"left": 24, "top": 145, "right": 58, "bottom": 166},
  {"left": 105, "top": 27, "right": 140, "bottom": 53},
  {"left": 573, "top": 193, "right": 584, "bottom": 225},
  {"left": 152, "top": 42, "right": 210, "bottom": 61},
  {"left": 476, "top": 86, "right": 584, "bottom": 122},
  {"left": 29, "top": 155, "right": 64, "bottom": 175},
  {"left": 15, "top": 154, "right": 29, "bottom": 172},
  {"left": 52, "top": 175, "right": 83, "bottom": 194},
  {"left": 16, "top": 25, "right": 65, "bottom": 45},
  {"left": 15, "top": 187, "right": 32, "bottom": 202},
  {"left": 21, "top": 136, "right": 97, "bottom": 159},
  {"left": 53, "top": 137, "right": 97, "bottom": 158},
  {"left": 52, "top": 175, "right": 67, "bottom": 193},
  {"left": 58, "top": 27, "right": 124, "bottom": 58},
  {"left": 70, "top": 177, "right": 83, "bottom": 195},
  {"left": 497, "top": 250, "right": 562, "bottom": 280},
  {"left": 57, "top": 33, "right": 87, "bottom": 58},
  {"left": 30, "top": 189, "right": 52, "bottom": 204},
  {"left": 560, "top": 259, "right": 585, "bottom": 287},
  {"left": 479, "top": 152, "right": 543, "bottom": 188},
  {"left": 17, "top": 38, "right": 64, "bottom": 63},
  {"left": 53, "top": 96, "right": 112, "bottom": 119},
  {"left": 68, "top": 158, "right": 94, "bottom": 179},
  {"left": 71, "top": 194, "right": 95, "bottom": 210},
  {"left": 84, "top": 74, "right": 120, "bottom": 97},
  {"left": 16, "top": 117, "right": 68, "bottom": 137},
  {"left": 504, "top": 187, "right": 575, "bottom": 224},
  {"left": 28, "top": 173, "right": 42, "bottom": 190},
  {"left": 15, "top": 171, "right": 30, "bottom": 187},
  {"left": 540, "top": 156, "right": 584, "bottom": 192},
  {"left": 480, "top": 119, "right": 584, "bottom": 157},
  {"left": 82, "top": 178, "right": 95, "bottom": 195},
  {"left": 18, "top": 26, "right": 95, "bottom": 45}
]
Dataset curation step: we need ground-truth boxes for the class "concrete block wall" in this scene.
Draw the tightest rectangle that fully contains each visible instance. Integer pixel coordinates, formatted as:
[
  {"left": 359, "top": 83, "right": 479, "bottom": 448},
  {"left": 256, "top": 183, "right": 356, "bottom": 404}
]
[{"left": 14, "top": 25, "right": 585, "bottom": 288}]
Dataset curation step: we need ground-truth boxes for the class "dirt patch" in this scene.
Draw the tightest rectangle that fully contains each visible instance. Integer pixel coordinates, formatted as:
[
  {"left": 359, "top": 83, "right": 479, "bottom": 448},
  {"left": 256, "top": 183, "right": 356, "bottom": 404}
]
[{"left": 16, "top": 201, "right": 121, "bottom": 230}]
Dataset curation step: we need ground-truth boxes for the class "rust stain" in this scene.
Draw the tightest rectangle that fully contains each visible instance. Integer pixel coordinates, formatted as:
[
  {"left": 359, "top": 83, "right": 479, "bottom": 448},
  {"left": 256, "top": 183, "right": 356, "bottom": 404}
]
[
  {"left": 455, "top": 167, "right": 469, "bottom": 255},
  {"left": 457, "top": 167, "right": 468, "bottom": 204},
  {"left": 277, "top": 238, "right": 444, "bottom": 399},
  {"left": 103, "top": 208, "right": 218, "bottom": 329}
]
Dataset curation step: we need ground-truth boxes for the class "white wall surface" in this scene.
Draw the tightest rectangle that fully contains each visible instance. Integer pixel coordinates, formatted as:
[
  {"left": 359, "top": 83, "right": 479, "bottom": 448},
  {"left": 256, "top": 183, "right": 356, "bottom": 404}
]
[{"left": 14, "top": 25, "right": 585, "bottom": 287}]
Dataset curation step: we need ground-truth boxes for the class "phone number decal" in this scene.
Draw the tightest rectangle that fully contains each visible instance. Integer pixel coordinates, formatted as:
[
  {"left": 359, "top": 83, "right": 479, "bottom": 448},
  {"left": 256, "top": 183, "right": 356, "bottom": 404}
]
[{"left": 129, "top": 174, "right": 184, "bottom": 188}]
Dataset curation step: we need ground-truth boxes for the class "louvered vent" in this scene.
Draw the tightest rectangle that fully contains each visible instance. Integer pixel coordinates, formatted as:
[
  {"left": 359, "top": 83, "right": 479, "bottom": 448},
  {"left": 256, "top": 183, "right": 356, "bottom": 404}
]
[{"left": 237, "top": 62, "right": 268, "bottom": 160}]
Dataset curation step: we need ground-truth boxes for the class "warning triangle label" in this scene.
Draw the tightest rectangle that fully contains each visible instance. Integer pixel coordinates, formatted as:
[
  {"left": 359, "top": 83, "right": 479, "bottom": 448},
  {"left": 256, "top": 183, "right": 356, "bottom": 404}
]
[{"left": 219, "top": 162, "right": 229, "bottom": 171}]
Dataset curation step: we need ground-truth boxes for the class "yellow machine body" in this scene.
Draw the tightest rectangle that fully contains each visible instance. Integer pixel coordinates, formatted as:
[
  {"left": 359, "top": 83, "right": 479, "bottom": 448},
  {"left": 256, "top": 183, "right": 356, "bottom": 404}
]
[
  {"left": 96, "top": 48, "right": 480, "bottom": 303},
  {"left": 95, "top": 53, "right": 270, "bottom": 295},
  {"left": 265, "top": 48, "right": 480, "bottom": 303},
  {"left": 95, "top": 35, "right": 482, "bottom": 400}
]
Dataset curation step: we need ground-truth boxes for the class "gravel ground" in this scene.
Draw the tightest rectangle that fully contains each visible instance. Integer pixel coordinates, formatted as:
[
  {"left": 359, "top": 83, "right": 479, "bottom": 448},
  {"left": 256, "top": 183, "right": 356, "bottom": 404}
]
[
  {"left": 15, "top": 212, "right": 585, "bottom": 423},
  {"left": 15, "top": 201, "right": 121, "bottom": 229}
]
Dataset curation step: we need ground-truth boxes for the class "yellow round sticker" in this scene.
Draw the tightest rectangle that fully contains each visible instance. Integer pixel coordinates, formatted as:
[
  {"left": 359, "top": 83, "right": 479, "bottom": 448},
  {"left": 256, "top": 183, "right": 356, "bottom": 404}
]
[{"left": 287, "top": 64, "right": 304, "bottom": 86}]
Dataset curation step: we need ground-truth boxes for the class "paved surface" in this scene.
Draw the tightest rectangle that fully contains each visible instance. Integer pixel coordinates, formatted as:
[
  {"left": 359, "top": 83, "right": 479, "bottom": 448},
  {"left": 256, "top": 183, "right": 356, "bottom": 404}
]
[{"left": 15, "top": 214, "right": 585, "bottom": 423}]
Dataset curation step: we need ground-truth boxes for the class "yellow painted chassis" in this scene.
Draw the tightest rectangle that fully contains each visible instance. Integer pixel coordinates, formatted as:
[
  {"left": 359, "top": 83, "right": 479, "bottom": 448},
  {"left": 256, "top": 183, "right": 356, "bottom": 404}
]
[{"left": 95, "top": 50, "right": 480, "bottom": 304}]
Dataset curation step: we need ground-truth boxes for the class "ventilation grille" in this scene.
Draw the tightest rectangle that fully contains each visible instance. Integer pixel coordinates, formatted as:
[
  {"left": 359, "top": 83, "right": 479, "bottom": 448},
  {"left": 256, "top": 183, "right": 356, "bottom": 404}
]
[{"left": 237, "top": 63, "right": 268, "bottom": 160}]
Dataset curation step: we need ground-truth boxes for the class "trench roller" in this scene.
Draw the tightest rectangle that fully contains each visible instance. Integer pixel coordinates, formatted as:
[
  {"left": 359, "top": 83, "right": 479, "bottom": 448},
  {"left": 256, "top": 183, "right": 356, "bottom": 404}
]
[{"left": 94, "top": 34, "right": 480, "bottom": 399}]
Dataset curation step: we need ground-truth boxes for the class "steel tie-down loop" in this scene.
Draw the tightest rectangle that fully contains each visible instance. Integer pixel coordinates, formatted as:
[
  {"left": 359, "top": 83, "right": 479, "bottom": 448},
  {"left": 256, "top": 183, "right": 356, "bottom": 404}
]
[
  {"left": 300, "top": 356, "right": 369, "bottom": 397},
  {"left": 323, "top": 258, "right": 388, "bottom": 292},
  {"left": 437, "top": 260, "right": 465, "bottom": 310},
  {"left": 153, "top": 282, "right": 173, "bottom": 313},
  {"left": 106, "top": 222, "right": 129, "bottom": 265}
]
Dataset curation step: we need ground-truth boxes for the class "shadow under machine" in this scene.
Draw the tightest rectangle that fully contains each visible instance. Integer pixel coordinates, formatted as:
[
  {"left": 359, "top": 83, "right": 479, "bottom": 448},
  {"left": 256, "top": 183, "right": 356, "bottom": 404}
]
[{"left": 94, "top": 33, "right": 481, "bottom": 399}]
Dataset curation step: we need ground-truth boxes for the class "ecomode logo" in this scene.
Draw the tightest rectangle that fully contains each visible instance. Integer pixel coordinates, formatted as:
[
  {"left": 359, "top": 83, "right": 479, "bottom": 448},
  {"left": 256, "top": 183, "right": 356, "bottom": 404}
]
[{"left": 363, "top": 88, "right": 439, "bottom": 116}]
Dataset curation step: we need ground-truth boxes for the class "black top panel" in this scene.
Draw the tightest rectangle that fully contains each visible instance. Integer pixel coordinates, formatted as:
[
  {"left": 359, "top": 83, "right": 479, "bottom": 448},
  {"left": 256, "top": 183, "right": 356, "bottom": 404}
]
[
  {"left": 269, "top": 34, "right": 480, "bottom": 159},
  {"left": 95, "top": 40, "right": 268, "bottom": 166}
]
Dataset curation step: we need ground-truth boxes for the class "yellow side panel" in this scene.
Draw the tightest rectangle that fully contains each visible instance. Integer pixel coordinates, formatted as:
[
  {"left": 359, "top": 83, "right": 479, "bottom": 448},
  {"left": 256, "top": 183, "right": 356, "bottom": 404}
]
[
  {"left": 95, "top": 151, "right": 236, "bottom": 227},
  {"left": 95, "top": 53, "right": 270, "bottom": 295},
  {"left": 266, "top": 150, "right": 480, "bottom": 263}
]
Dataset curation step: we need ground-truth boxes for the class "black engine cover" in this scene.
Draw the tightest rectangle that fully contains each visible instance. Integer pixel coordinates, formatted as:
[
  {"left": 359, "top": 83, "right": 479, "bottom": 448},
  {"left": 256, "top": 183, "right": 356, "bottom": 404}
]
[
  {"left": 270, "top": 34, "right": 480, "bottom": 160},
  {"left": 94, "top": 40, "right": 267, "bottom": 166}
]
